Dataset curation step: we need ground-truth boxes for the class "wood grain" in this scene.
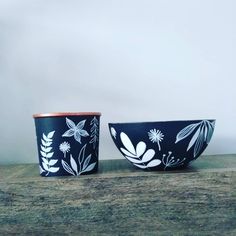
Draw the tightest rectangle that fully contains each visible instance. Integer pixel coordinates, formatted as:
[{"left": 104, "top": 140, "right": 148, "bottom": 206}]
[{"left": 0, "top": 155, "right": 235, "bottom": 235}]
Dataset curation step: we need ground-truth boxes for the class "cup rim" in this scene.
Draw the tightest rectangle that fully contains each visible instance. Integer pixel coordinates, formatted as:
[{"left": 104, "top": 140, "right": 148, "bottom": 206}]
[{"left": 33, "top": 112, "right": 101, "bottom": 118}]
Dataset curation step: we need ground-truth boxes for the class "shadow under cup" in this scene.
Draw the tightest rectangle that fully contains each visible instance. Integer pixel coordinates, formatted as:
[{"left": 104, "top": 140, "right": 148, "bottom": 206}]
[{"left": 33, "top": 112, "right": 101, "bottom": 177}]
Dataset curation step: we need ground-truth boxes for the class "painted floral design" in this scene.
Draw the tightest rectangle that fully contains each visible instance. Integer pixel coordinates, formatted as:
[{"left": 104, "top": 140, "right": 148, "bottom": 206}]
[
  {"left": 119, "top": 132, "right": 161, "bottom": 169},
  {"left": 162, "top": 151, "right": 186, "bottom": 170},
  {"left": 175, "top": 120, "right": 215, "bottom": 158},
  {"left": 40, "top": 131, "right": 59, "bottom": 175},
  {"left": 90, "top": 116, "right": 99, "bottom": 149},
  {"left": 61, "top": 144, "right": 96, "bottom": 176},
  {"left": 148, "top": 129, "right": 164, "bottom": 151},
  {"left": 59, "top": 141, "right": 71, "bottom": 158},
  {"left": 62, "top": 118, "right": 89, "bottom": 143}
]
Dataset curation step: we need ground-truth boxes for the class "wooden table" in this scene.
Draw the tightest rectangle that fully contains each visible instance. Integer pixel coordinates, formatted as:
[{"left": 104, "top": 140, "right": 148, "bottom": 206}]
[{"left": 0, "top": 155, "right": 235, "bottom": 235}]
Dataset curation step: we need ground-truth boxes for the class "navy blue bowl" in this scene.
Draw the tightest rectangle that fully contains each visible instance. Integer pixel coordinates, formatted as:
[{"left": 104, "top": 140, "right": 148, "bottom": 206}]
[
  {"left": 34, "top": 112, "right": 101, "bottom": 177},
  {"left": 108, "top": 119, "right": 215, "bottom": 170}
]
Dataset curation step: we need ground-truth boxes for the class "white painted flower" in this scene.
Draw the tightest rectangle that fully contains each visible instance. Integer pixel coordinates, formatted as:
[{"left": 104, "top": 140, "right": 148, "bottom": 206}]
[
  {"left": 148, "top": 129, "right": 164, "bottom": 151},
  {"left": 110, "top": 127, "right": 117, "bottom": 139},
  {"left": 62, "top": 118, "right": 89, "bottom": 143},
  {"left": 59, "top": 141, "right": 71, "bottom": 157},
  {"left": 162, "top": 151, "right": 186, "bottom": 170}
]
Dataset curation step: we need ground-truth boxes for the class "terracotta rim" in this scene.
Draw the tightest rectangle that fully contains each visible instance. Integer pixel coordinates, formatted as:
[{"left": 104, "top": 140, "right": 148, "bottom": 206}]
[{"left": 33, "top": 112, "right": 101, "bottom": 118}]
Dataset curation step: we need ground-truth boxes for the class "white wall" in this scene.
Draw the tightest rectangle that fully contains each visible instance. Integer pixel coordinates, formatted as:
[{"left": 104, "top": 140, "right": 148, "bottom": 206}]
[{"left": 0, "top": 0, "right": 235, "bottom": 164}]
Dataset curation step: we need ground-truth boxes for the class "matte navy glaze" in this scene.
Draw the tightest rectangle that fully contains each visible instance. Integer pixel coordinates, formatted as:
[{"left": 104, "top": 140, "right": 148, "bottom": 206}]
[
  {"left": 109, "top": 120, "right": 215, "bottom": 171},
  {"left": 34, "top": 114, "right": 101, "bottom": 177}
]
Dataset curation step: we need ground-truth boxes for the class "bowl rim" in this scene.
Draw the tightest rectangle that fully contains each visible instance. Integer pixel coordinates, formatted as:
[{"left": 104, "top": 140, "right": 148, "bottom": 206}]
[
  {"left": 108, "top": 119, "right": 216, "bottom": 125},
  {"left": 33, "top": 112, "right": 101, "bottom": 118}
]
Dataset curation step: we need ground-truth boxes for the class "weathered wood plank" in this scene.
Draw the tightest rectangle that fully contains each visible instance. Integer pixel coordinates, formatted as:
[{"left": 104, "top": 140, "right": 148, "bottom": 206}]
[{"left": 0, "top": 155, "right": 235, "bottom": 235}]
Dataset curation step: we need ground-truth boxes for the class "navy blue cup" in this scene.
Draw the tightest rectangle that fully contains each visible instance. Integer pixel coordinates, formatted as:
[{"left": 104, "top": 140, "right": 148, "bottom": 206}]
[
  {"left": 109, "top": 119, "right": 215, "bottom": 171},
  {"left": 33, "top": 112, "right": 101, "bottom": 177}
]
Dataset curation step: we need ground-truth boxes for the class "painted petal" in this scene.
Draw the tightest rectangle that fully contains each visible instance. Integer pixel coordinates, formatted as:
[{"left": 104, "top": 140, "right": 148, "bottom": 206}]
[
  {"left": 142, "top": 149, "right": 155, "bottom": 162},
  {"left": 125, "top": 156, "right": 143, "bottom": 164},
  {"left": 187, "top": 127, "right": 201, "bottom": 151},
  {"left": 120, "top": 132, "right": 136, "bottom": 155},
  {"left": 136, "top": 142, "right": 146, "bottom": 157},
  {"left": 77, "top": 119, "right": 86, "bottom": 129},
  {"left": 175, "top": 122, "right": 200, "bottom": 143},
  {"left": 62, "top": 129, "right": 75, "bottom": 137},
  {"left": 147, "top": 159, "right": 161, "bottom": 167},
  {"left": 79, "top": 129, "right": 89, "bottom": 137},
  {"left": 74, "top": 132, "right": 81, "bottom": 143},
  {"left": 120, "top": 148, "right": 138, "bottom": 158},
  {"left": 66, "top": 117, "right": 76, "bottom": 129}
]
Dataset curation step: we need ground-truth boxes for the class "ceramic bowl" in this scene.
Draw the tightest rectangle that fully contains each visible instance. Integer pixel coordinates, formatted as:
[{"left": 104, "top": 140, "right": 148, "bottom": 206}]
[{"left": 108, "top": 119, "right": 215, "bottom": 170}]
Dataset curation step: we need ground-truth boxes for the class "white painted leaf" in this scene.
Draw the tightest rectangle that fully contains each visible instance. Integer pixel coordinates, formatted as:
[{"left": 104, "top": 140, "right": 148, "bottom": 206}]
[
  {"left": 47, "top": 131, "right": 55, "bottom": 139},
  {"left": 46, "top": 152, "right": 54, "bottom": 158},
  {"left": 39, "top": 165, "right": 45, "bottom": 174},
  {"left": 120, "top": 148, "right": 138, "bottom": 158},
  {"left": 125, "top": 156, "right": 143, "bottom": 164},
  {"left": 194, "top": 128, "right": 204, "bottom": 157},
  {"left": 48, "top": 167, "right": 59, "bottom": 173},
  {"left": 42, "top": 162, "right": 49, "bottom": 171},
  {"left": 62, "top": 160, "right": 75, "bottom": 175},
  {"left": 147, "top": 159, "right": 161, "bottom": 167},
  {"left": 187, "top": 127, "right": 201, "bottom": 151},
  {"left": 133, "top": 163, "right": 148, "bottom": 169},
  {"left": 82, "top": 155, "right": 91, "bottom": 171},
  {"left": 110, "top": 127, "right": 117, "bottom": 139},
  {"left": 136, "top": 142, "right": 146, "bottom": 157},
  {"left": 48, "top": 159, "right": 58, "bottom": 166},
  {"left": 70, "top": 155, "right": 78, "bottom": 174},
  {"left": 83, "top": 162, "right": 96, "bottom": 173},
  {"left": 41, "top": 139, "right": 47, "bottom": 146},
  {"left": 78, "top": 144, "right": 87, "bottom": 163},
  {"left": 206, "top": 121, "right": 215, "bottom": 144},
  {"left": 44, "top": 141, "right": 52, "bottom": 147},
  {"left": 42, "top": 157, "right": 48, "bottom": 165},
  {"left": 175, "top": 122, "right": 199, "bottom": 143},
  {"left": 203, "top": 125, "right": 208, "bottom": 141},
  {"left": 120, "top": 132, "right": 136, "bottom": 155},
  {"left": 40, "top": 151, "right": 47, "bottom": 157},
  {"left": 66, "top": 117, "right": 76, "bottom": 129},
  {"left": 41, "top": 146, "right": 52, "bottom": 153},
  {"left": 43, "top": 133, "right": 52, "bottom": 142},
  {"left": 142, "top": 149, "right": 155, "bottom": 162}
]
